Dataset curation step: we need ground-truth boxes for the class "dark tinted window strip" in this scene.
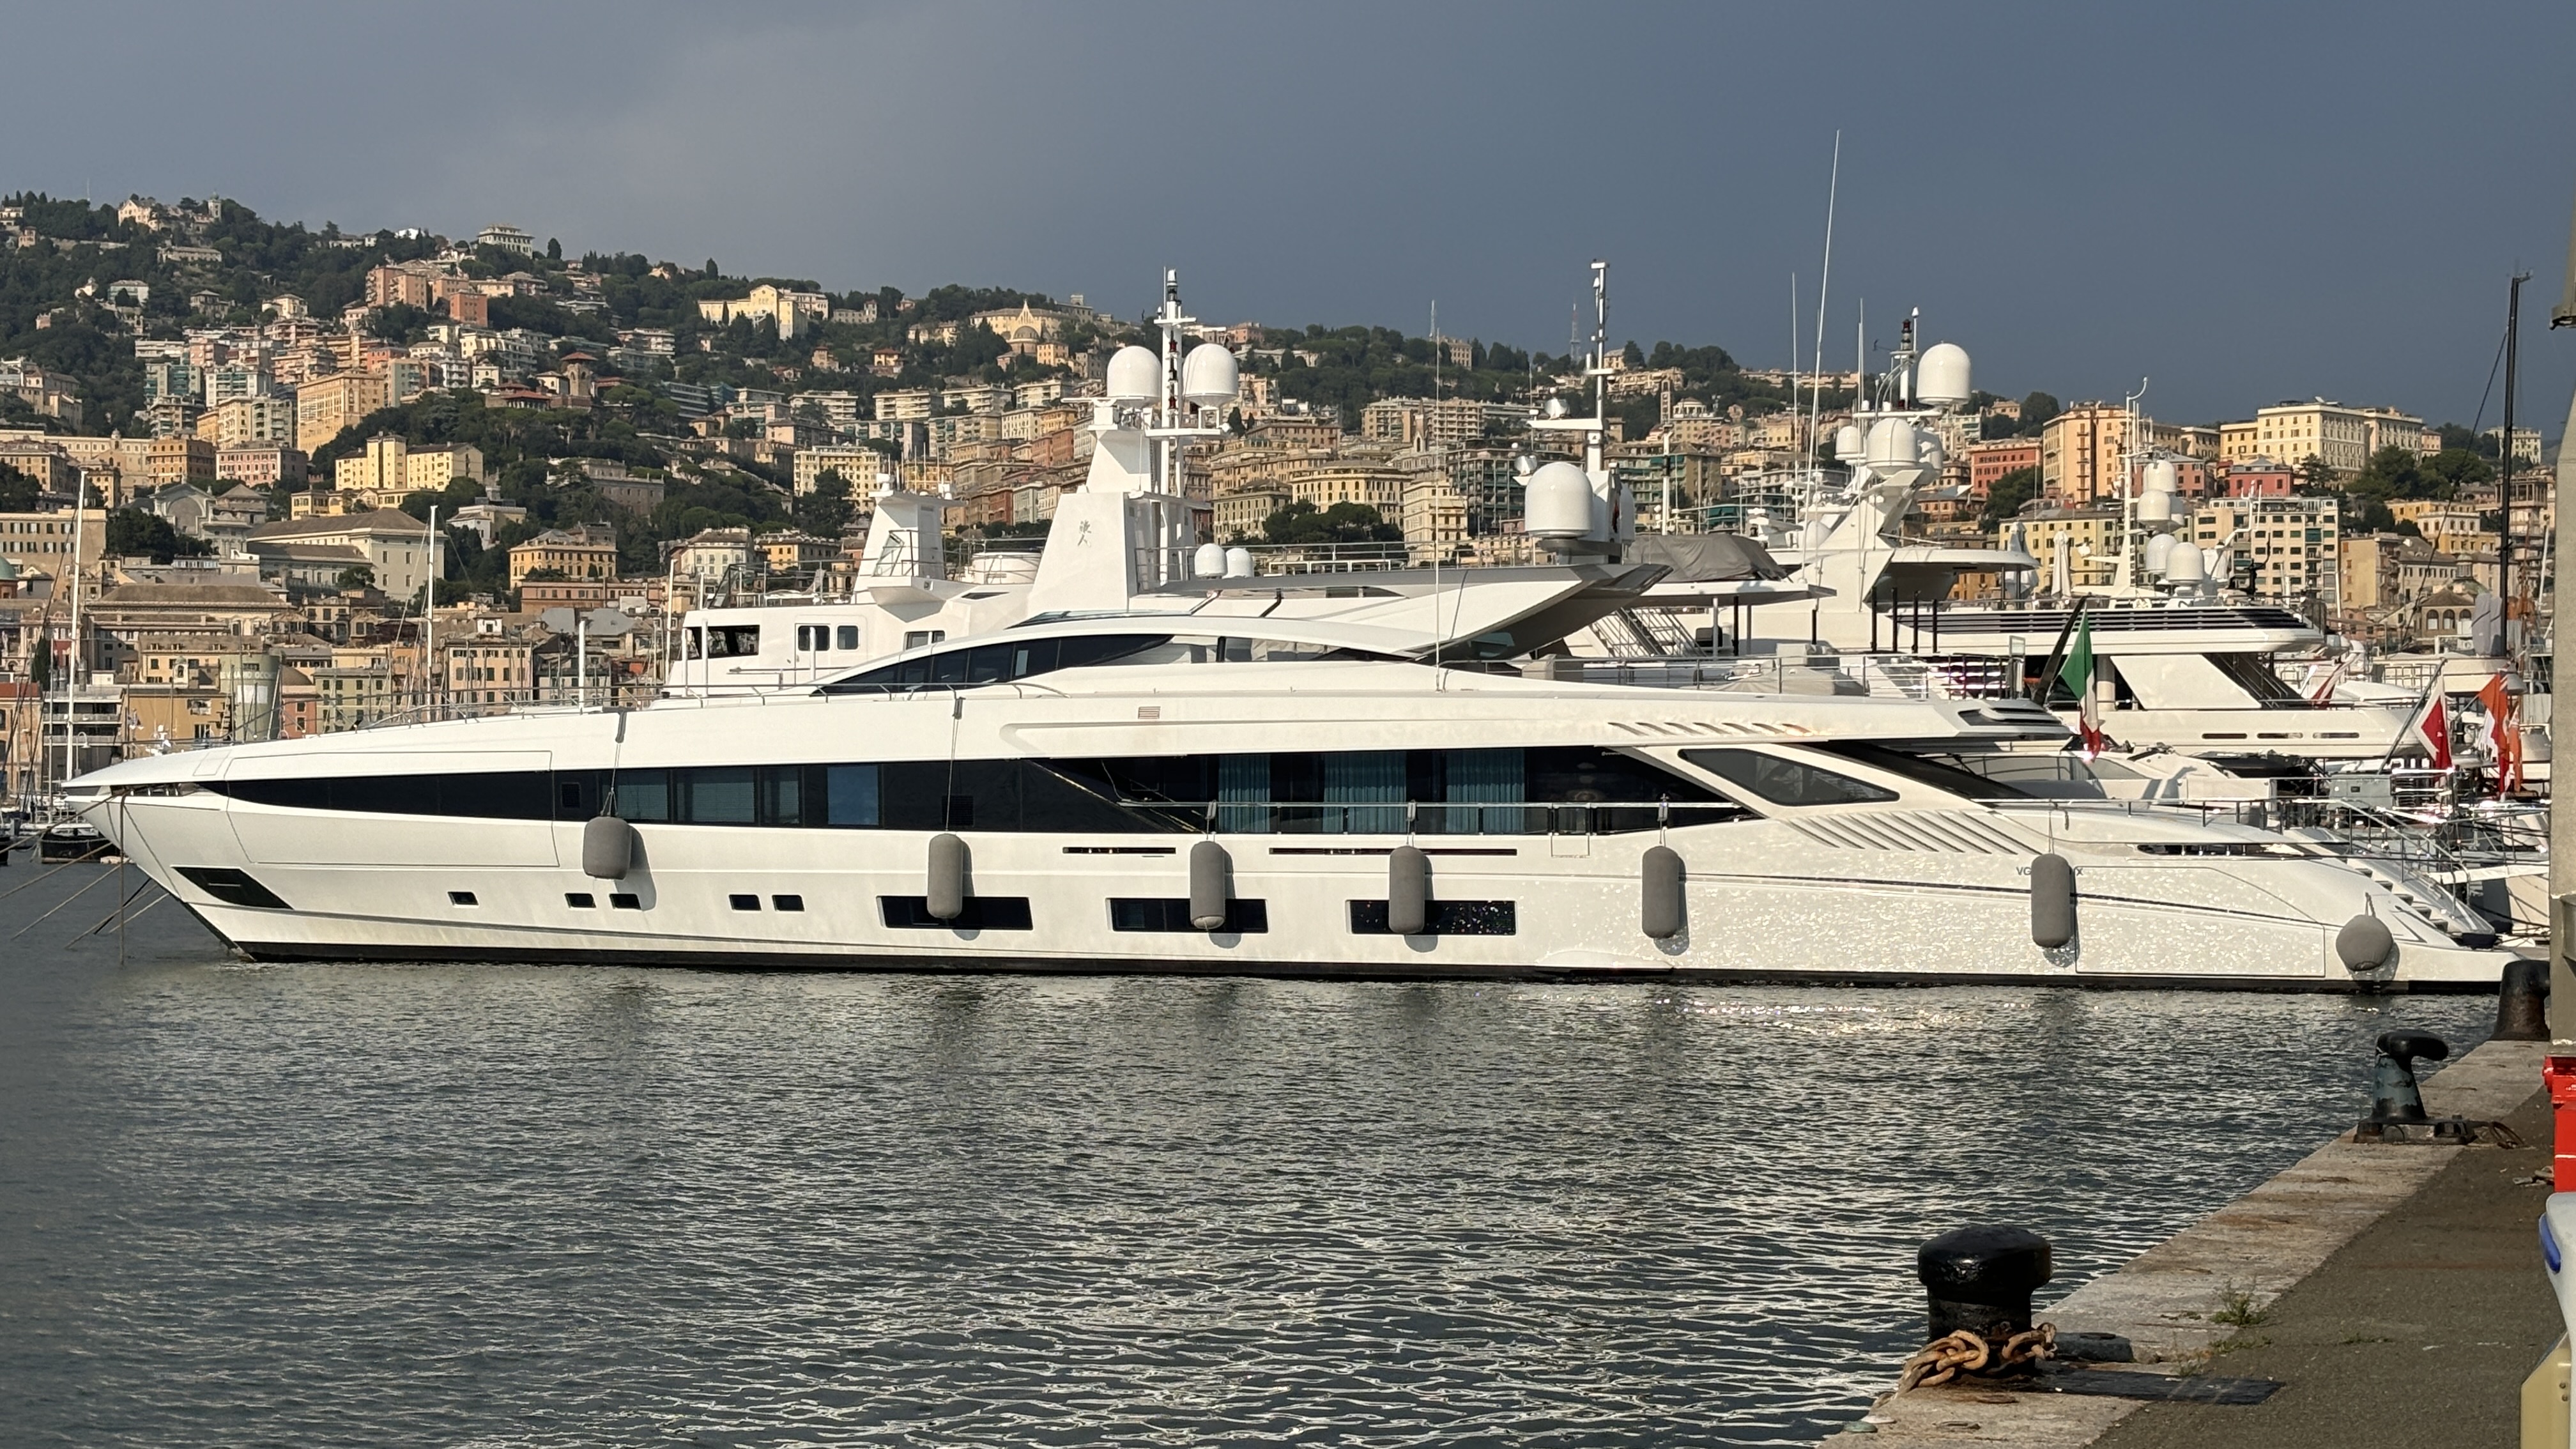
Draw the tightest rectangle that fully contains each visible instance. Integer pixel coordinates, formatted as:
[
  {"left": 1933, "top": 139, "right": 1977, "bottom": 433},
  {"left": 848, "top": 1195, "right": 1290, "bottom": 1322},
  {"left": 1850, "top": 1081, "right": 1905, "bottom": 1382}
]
[
  {"left": 211, "top": 748, "right": 1745, "bottom": 836},
  {"left": 1108, "top": 898, "right": 1270, "bottom": 933},
  {"left": 879, "top": 896, "right": 1036, "bottom": 931},
  {"left": 1347, "top": 900, "right": 1517, "bottom": 936}
]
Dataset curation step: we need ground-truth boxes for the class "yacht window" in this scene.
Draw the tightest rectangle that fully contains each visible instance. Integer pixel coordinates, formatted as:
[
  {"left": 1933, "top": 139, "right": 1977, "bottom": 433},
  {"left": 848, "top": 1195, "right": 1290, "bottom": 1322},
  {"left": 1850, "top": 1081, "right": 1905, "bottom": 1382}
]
[
  {"left": 836, "top": 625, "right": 861, "bottom": 650},
  {"left": 2209, "top": 654, "right": 2310, "bottom": 706},
  {"left": 822, "top": 634, "right": 1174, "bottom": 694},
  {"left": 612, "top": 769, "right": 670, "bottom": 822},
  {"left": 1683, "top": 747, "right": 1899, "bottom": 806},
  {"left": 1055, "top": 746, "right": 1745, "bottom": 835},
  {"left": 704, "top": 625, "right": 762, "bottom": 659},
  {"left": 1809, "top": 742, "right": 2033, "bottom": 801},
  {"left": 1876, "top": 748, "right": 2110, "bottom": 799},
  {"left": 904, "top": 629, "right": 946, "bottom": 649},
  {"left": 826, "top": 765, "right": 880, "bottom": 827},
  {"left": 684, "top": 767, "right": 757, "bottom": 824},
  {"left": 684, "top": 627, "right": 706, "bottom": 660}
]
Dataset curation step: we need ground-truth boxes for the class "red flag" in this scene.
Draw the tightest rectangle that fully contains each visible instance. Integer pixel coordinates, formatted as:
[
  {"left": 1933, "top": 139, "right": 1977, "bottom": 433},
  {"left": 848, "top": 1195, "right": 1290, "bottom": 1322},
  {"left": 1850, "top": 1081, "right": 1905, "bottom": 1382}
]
[
  {"left": 2411, "top": 691, "right": 2453, "bottom": 770},
  {"left": 2477, "top": 673, "right": 2520, "bottom": 790}
]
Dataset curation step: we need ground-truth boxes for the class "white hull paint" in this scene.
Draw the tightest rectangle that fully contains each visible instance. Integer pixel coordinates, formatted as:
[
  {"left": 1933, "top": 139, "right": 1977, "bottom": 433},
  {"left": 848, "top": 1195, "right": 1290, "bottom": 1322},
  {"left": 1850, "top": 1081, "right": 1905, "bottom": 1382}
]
[{"left": 78, "top": 663, "right": 2513, "bottom": 994}]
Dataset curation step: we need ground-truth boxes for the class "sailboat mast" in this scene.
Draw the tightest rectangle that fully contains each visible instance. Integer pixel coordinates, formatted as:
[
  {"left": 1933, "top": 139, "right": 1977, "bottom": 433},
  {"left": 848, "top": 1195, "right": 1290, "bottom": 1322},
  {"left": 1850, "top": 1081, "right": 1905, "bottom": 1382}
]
[{"left": 2503, "top": 272, "right": 2526, "bottom": 640}]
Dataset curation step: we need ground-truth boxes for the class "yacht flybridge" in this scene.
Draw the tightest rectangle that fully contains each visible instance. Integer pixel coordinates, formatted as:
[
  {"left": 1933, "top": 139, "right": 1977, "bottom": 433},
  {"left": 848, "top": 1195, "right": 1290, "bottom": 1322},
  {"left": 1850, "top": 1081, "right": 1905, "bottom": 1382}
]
[
  {"left": 64, "top": 271, "right": 2513, "bottom": 990},
  {"left": 1588, "top": 318, "right": 2416, "bottom": 762}
]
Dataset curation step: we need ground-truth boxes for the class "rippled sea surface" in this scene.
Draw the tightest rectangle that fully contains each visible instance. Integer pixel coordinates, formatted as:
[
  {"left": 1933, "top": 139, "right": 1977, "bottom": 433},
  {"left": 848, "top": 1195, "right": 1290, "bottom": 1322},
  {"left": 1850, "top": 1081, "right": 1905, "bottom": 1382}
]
[{"left": 0, "top": 863, "right": 2496, "bottom": 1448}]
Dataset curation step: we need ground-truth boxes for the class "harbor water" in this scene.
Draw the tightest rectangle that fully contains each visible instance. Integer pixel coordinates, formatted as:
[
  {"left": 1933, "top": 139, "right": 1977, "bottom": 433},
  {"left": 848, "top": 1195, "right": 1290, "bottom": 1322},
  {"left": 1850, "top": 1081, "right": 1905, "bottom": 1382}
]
[{"left": 1, "top": 863, "right": 2494, "bottom": 1447}]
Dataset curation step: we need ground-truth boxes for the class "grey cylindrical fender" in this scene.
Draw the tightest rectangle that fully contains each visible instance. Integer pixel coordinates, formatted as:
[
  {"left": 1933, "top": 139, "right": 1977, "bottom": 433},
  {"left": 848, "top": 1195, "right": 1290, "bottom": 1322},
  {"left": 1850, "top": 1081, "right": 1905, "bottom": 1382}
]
[
  {"left": 582, "top": 815, "right": 634, "bottom": 880},
  {"left": 1387, "top": 845, "right": 1429, "bottom": 937},
  {"left": 1189, "top": 839, "right": 1230, "bottom": 931},
  {"left": 1641, "top": 845, "right": 1684, "bottom": 940},
  {"left": 2030, "top": 852, "right": 2075, "bottom": 949},
  {"left": 927, "top": 832, "right": 969, "bottom": 921}
]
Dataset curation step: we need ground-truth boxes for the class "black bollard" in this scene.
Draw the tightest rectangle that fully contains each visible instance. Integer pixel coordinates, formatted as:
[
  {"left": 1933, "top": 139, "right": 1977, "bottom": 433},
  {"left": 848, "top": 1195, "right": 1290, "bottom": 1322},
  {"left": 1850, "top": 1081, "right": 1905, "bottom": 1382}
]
[
  {"left": 2496, "top": 959, "right": 2550, "bottom": 1042},
  {"left": 2365, "top": 1030, "right": 2449, "bottom": 1123},
  {"left": 1916, "top": 1225, "right": 2053, "bottom": 1342}
]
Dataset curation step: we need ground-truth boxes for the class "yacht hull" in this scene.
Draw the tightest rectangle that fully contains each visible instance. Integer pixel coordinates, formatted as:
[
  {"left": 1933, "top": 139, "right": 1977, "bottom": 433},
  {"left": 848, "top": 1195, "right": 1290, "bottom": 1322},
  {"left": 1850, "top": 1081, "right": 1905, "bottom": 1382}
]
[{"left": 92, "top": 790, "right": 2513, "bottom": 993}]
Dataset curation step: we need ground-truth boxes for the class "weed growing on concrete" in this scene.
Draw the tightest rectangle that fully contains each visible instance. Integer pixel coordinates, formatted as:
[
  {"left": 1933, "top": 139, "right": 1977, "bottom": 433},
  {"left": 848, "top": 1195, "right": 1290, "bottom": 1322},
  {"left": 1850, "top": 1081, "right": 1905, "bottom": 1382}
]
[
  {"left": 2210, "top": 1285, "right": 2271, "bottom": 1327},
  {"left": 2339, "top": 1334, "right": 2393, "bottom": 1345}
]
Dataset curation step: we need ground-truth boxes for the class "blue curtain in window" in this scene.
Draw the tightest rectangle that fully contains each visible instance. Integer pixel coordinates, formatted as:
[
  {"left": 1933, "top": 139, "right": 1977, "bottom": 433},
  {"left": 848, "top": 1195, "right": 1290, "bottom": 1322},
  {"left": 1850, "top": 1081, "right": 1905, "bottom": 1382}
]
[
  {"left": 1218, "top": 753, "right": 1269, "bottom": 834},
  {"left": 1448, "top": 747, "right": 1523, "bottom": 834},
  {"left": 1326, "top": 750, "right": 1406, "bottom": 834}
]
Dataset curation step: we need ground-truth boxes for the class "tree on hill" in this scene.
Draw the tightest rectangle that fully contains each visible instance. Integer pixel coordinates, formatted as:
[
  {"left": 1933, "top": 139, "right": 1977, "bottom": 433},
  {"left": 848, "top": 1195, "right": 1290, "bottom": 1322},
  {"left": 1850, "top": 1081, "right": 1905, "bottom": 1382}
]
[
  {"left": 798, "top": 471, "right": 856, "bottom": 537},
  {"left": 1981, "top": 466, "right": 2040, "bottom": 525},
  {"left": 0, "top": 464, "right": 38, "bottom": 513},
  {"left": 105, "top": 508, "right": 210, "bottom": 564},
  {"left": 1262, "top": 500, "right": 1400, "bottom": 545}
]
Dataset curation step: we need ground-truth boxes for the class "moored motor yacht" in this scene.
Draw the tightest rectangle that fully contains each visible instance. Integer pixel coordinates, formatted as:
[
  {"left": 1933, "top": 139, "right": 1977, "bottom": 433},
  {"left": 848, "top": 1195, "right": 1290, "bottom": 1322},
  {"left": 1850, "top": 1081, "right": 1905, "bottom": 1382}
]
[{"left": 63, "top": 610, "right": 2515, "bottom": 990}]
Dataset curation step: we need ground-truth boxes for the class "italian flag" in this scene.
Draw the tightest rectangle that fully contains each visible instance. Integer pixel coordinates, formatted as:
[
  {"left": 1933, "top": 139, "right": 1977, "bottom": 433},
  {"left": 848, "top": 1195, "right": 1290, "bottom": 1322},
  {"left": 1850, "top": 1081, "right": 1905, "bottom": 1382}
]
[{"left": 2057, "top": 617, "right": 2106, "bottom": 757}]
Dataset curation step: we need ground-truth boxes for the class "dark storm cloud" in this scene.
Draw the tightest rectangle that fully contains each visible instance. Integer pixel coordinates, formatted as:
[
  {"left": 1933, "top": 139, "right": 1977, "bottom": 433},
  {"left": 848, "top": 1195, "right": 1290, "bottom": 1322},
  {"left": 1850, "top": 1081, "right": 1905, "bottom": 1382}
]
[{"left": 13, "top": 1, "right": 2576, "bottom": 425}]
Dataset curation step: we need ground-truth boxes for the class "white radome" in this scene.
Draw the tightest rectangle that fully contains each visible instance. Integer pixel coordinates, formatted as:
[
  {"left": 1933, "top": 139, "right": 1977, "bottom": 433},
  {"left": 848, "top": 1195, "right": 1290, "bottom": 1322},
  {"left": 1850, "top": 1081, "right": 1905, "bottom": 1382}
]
[
  {"left": 1916, "top": 342, "right": 1972, "bottom": 406},
  {"left": 1106, "top": 345, "right": 1160, "bottom": 402},
  {"left": 1523, "top": 461, "right": 1595, "bottom": 539},
  {"left": 1180, "top": 342, "right": 1239, "bottom": 407}
]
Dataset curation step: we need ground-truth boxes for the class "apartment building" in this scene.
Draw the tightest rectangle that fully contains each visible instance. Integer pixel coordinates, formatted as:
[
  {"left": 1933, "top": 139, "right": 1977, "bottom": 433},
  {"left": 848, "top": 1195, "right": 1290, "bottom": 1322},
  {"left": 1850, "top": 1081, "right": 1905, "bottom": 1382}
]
[
  {"left": 507, "top": 525, "right": 618, "bottom": 587},
  {"left": 2387, "top": 499, "right": 2497, "bottom": 560},
  {"left": 2038, "top": 404, "right": 2130, "bottom": 505},
  {"left": 446, "top": 638, "right": 535, "bottom": 705},
  {"left": 0, "top": 511, "right": 109, "bottom": 581},
  {"left": 2218, "top": 401, "right": 2372, "bottom": 477},
  {"left": 210, "top": 394, "right": 296, "bottom": 447},
  {"left": 2189, "top": 495, "right": 2339, "bottom": 602},
  {"left": 246, "top": 510, "right": 440, "bottom": 600},
  {"left": 794, "top": 443, "right": 887, "bottom": 495},
  {"left": 330, "top": 434, "right": 486, "bottom": 497},
  {"left": 215, "top": 443, "right": 307, "bottom": 488},
  {"left": 1963, "top": 438, "right": 2041, "bottom": 500},
  {"left": 294, "top": 371, "right": 393, "bottom": 453}
]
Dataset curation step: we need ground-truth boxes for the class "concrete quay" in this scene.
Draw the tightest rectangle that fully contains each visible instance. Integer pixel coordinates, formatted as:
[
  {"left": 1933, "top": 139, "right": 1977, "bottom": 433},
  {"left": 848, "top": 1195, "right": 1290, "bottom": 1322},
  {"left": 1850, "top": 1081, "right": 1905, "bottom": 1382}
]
[{"left": 1825, "top": 1037, "right": 2556, "bottom": 1446}]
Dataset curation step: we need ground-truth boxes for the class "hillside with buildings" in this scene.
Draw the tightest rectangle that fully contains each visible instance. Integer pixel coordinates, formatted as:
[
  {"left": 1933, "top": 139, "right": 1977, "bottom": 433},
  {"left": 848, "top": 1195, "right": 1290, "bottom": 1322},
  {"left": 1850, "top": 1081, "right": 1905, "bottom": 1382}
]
[{"left": 0, "top": 189, "right": 2546, "bottom": 795}]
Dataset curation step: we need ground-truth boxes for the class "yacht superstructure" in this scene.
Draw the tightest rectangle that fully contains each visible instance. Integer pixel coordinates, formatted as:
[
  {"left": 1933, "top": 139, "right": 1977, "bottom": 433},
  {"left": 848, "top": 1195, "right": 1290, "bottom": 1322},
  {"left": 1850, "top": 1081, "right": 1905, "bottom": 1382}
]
[{"left": 1588, "top": 320, "right": 2418, "bottom": 761}]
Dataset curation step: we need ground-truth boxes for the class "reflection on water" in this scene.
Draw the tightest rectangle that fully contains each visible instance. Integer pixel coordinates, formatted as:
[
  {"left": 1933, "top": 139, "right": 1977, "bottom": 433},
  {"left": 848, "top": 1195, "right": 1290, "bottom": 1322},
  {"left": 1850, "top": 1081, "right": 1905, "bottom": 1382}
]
[{"left": 0, "top": 866, "right": 2494, "bottom": 1447}]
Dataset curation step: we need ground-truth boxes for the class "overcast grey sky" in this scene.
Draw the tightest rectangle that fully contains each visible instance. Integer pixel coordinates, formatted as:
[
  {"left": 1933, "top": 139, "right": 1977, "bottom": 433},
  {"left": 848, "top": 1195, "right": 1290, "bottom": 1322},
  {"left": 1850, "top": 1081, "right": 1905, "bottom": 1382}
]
[{"left": 14, "top": 1, "right": 2576, "bottom": 428}]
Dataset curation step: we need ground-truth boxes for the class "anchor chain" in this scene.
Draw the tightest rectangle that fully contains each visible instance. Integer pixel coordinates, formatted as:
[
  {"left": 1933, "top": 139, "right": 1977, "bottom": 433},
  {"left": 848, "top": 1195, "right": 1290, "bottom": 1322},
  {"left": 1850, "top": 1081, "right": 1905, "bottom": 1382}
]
[{"left": 1896, "top": 1323, "right": 2055, "bottom": 1392}]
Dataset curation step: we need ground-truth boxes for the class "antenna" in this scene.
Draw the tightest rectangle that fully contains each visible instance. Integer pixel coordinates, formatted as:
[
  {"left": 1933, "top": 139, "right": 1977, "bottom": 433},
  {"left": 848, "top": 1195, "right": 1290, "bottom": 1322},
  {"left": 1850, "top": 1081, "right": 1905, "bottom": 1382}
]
[
  {"left": 1789, "top": 273, "right": 1798, "bottom": 381},
  {"left": 2556, "top": 182, "right": 2576, "bottom": 328},
  {"left": 1807, "top": 131, "right": 1841, "bottom": 468}
]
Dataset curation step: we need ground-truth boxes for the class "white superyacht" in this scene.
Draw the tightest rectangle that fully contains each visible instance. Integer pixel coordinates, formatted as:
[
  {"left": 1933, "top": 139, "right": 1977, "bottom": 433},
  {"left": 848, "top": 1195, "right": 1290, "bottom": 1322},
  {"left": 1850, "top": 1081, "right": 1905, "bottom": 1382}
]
[{"left": 64, "top": 275, "right": 2512, "bottom": 990}]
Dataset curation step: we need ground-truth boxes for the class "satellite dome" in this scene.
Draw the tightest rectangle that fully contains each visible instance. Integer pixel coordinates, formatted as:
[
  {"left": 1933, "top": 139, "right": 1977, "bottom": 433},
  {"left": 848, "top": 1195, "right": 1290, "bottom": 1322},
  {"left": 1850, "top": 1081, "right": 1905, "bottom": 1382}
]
[
  {"left": 1864, "top": 418, "right": 1920, "bottom": 470},
  {"left": 1181, "top": 342, "right": 1239, "bottom": 407},
  {"left": 1222, "top": 546, "right": 1255, "bottom": 579},
  {"left": 1523, "top": 460, "right": 1595, "bottom": 539},
  {"left": 2143, "top": 533, "right": 2177, "bottom": 574},
  {"left": 2143, "top": 459, "right": 2181, "bottom": 494},
  {"left": 1832, "top": 424, "right": 1866, "bottom": 464},
  {"left": 1105, "top": 345, "right": 1160, "bottom": 402},
  {"left": 2166, "top": 542, "right": 2208, "bottom": 584},
  {"left": 1916, "top": 342, "right": 1972, "bottom": 407},
  {"left": 1193, "top": 542, "right": 1225, "bottom": 578},
  {"left": 2136, "top": 489, "right": 2173, "bottom": 526}
]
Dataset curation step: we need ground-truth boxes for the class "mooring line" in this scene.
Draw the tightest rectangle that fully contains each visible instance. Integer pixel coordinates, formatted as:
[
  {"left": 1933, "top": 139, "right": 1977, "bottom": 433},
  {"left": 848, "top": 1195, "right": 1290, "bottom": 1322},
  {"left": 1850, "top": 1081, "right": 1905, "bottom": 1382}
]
[
  {"left": 8, "top": 866, "right": 123, "bottom": 940},
  {"left": 80, "top": 878, "right": 160, "bottom": 939}
]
